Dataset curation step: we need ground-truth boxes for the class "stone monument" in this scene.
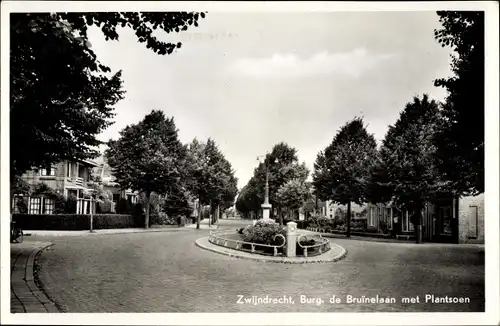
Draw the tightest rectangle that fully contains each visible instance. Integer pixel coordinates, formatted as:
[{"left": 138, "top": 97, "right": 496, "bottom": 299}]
[{"left": 261, "top": 169, "right": 272, "bottom": 220}]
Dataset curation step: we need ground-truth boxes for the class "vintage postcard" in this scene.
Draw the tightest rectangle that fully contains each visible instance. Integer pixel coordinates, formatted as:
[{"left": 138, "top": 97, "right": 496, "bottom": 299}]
[{"left": 1, "top": 1, "right": 498, "bottom": 325}]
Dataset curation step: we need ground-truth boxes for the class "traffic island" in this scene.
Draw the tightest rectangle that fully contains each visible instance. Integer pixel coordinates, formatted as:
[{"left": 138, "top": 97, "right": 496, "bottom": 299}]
[{"left": 195, "top": 236, "right": 347, "bottom": 264}]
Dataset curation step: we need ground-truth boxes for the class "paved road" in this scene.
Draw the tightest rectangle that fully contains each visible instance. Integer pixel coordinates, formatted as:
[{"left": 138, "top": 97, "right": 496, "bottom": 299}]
[{"left": 34, "top": 227, "right": 484, "bottom": 313}]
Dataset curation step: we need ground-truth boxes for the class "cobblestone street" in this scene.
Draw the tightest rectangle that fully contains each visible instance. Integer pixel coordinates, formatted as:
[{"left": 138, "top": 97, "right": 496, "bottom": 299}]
[{"left": 33, "top": 229, "right": 484, "bottom": 313}]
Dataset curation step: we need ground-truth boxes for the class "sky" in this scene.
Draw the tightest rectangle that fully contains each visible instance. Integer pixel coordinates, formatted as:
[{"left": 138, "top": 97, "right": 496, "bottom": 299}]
[{"left": 89, "top": 11, "right": 453, "bottom": 189}]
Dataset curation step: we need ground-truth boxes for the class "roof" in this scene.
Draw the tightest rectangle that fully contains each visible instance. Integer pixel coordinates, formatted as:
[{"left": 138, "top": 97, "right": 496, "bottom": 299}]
[{"left": 80, "top": 159, "right": 100, "bottom": 167}]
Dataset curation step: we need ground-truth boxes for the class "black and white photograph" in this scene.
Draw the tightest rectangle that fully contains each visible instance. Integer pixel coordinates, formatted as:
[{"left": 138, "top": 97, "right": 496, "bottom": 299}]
[{"left": 1, "top": 1, "right": 499, "bottom": 325}]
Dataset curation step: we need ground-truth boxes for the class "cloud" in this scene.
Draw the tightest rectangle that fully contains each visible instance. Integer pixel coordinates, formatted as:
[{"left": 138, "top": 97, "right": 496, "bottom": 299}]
[{"left": 227, "top": 48, "right": 395, "bottom": 78}]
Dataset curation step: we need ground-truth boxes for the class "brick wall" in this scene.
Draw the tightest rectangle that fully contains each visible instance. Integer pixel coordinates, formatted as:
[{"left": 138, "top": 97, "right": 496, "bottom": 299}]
[
  {"left": 458, "top": 193, "right": 484, "bottom": 244},
  {"left": 22, "top": 161, "right": 66, "bottom": 193}
]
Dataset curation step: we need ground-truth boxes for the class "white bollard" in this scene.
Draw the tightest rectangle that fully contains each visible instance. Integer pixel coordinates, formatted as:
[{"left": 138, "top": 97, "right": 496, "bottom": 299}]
[{"left": 285, "top": 222, "right": 297, "bottom": 257}]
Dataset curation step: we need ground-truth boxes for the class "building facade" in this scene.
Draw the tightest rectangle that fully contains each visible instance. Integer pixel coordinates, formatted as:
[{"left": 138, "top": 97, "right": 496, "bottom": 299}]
[
  {"left": 14, "top": 159, "right": 100, "bottom": 214},
  {"left": 314, "top": 194, "right": 484, "bottom": 244},
  {"left": 20, "top": 159, "right": 99, "bottom": 198}
]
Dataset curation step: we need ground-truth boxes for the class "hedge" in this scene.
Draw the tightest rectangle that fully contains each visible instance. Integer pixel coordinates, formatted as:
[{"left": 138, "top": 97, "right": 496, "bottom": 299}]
[{"left": 12, "top": 213, "right": 144, "bottom": 230}]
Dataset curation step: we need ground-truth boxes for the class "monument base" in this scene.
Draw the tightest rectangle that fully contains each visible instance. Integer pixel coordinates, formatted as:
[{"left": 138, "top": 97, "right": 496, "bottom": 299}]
[{"left": 261, "top": 203, "right": 272, "bottom": 220}]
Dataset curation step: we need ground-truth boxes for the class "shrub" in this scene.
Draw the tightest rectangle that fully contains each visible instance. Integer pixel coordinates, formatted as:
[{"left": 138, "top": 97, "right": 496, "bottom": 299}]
[
  {"left": 116, "top": 198, "right": 132, "bottom": 214},
  {"left": 351, "top": 219, "right": 367, "bottom": 232},
  {"left": 59, "top": 193, "right": 77, "bottom": 214},
  {"left": 150, "top": 213, "right": 178, "bottom": 225},
  {"left": 97, "top": 199, "right": 114, "bottom": 214},
  {"left": 297, "top": 220, "right": 309, "bottom": 229},
  {"left": 131, "top": 203, "right": 145, "bottom": 227},
  {"left": 242, "top": 220, "right": 286, "bottom": 245},
  {"left": 379, "top": 220, "right": 390, "bottom": 234},
  {"left": 12, "top": 213, "right": 140, "bottom": 230}
]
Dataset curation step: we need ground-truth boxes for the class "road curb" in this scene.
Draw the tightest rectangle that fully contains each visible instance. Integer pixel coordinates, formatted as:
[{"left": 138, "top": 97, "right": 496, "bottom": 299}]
[
  {"left": 195, "top": 237, "right": 347, "bottom": 264},
  {"left": 32, "top": 243, "right": 60, "bottom": 312},
  {"left": 24, "top": 227, "right": 197, "bottom": 237},
  {"left": 11, "top": 242, "right": 60, "bottom": 313}
]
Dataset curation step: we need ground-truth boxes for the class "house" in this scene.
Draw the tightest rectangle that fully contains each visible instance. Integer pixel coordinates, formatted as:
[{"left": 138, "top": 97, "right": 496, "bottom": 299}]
[
  {"left": 320, "top": 194, "right": 484, "bottom": 244},
  {"left": 93, "top": 158, "right": 139, "bottom": 207},
  {"left": 15, "top": 158, "right": 100, "bottom": 214},
  {"left": 101, "top": 176, "right": 139, "bottom": 206}
]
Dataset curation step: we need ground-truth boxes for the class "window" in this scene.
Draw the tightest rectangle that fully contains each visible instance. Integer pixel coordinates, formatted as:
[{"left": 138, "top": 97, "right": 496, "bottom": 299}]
[
  {"left": 12, "top": 196, "right": 26, "bottom": 214},
  {"left": 29, "top": 197, "right": 42, "bottom": 214},
  {"left": 40, "top": 167, "right": 55, "bottom": 176},
  {"left": 440, "top": 206, "right": 452, "bottom": 235},
  {"left": 408, "top": 211, "right": 414, "bottom": 231},
  {"left": 44, "top": 198, "right": 55, "bottom": 214},
  {"left": 401, "top": 210, "right": 413, "bottom": 232}
]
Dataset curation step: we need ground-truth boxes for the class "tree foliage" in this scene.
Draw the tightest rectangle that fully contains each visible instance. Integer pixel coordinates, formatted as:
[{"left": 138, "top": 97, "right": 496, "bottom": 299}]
[
  {"left": 186, "top": 138, "right": 238, "bottom": 226},
  {"left": 313, "top": 117, "right": 377, "bottom": 204},
  {"left": 433, "top": 11, "right": 484, "bottom": 195},
  {"left": 276, "top": 179, "right": 311, "bottom": 212},
  {"left": 10, "top": 12, "right": 205, "bottom": 178},
  {"left": 236, "top": 142, "right": 310, "bottom": 221},
  {"left": 313, "top": 117, "right": 378, "bottom": 237},
  {"left": 381, "top": 94, "right": 445, "bottom": 222},
  {"left": 163, "top": 186, "right": 193, "bottom": 218},
  {"left": 56, "top": 12, "right": 206, "bottom": 56},
  {"left": 11, "top": 13, "right": 124, "bottom": 177},
  {"left": 105, "top": 110, "right": 187, "bottom": 227}
]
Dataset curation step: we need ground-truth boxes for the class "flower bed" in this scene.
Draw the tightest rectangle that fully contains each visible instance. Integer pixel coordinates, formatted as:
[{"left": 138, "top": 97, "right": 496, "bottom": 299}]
[{"left": 210, "top": 219, "right": 331, "bottom": 257}]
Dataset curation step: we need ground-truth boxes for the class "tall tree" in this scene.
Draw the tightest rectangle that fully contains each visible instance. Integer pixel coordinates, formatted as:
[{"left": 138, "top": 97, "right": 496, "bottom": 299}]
[
  {"left": 185, "top": 138, "right": 238, "bottom": 228},
  {"left": 11, "top": 12, "right": 205, "bottom": 178},
  {"left": 235, "top": 179, "right": 262, "bottom": 219},
  {"left": 11, "top": 14, "right": 124, "bottom": 177},
  {"left": 381, "top": 94, "right": 444, "bottom": 243},
  {"left": 433, "top": 11, "right": 484, "bottom": 195},
  {"left": 105, "top": 110, "right": 187, "bottom": 228},
  {"left": 162, "top": 183, "right": 194, "bottom": 220},
  {"left": 276, "top": 179, "right": 311, "bottom": 219},
  {"left": 203, "top": 139, "right": 238, "bottom": 223},
  {"left": 252, "top": 142, "right": 309, "bottom": 224},
  {"left": 313, "top": 117, "right": 378, "bottom": 238}
]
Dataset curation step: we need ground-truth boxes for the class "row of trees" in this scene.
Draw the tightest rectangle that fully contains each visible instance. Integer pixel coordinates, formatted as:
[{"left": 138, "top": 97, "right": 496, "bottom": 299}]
[
  {"left": 235, "top": 142, "right": 312, "bottom": 224},
  {"left": 105, "top": 110, "right": 238, "bottom": 228},
  {"left": 235, "top": 11, "right": 484, "bottom": 243},
  {"left": 313, "top": 96, "right": 443, "bottom": 241},
  {"left": 313, "top": 11, "right": 484, "bottom": 242}
]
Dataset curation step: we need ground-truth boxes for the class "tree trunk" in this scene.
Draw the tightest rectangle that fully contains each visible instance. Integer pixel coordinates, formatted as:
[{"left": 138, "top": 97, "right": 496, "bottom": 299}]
[
  {"left": 208, "top": 200, "right": 212, "bottom": 227},
  {"left": 346, "top": 201, "right": 351, "bottom": 238},
  {"left": 196, "top": 198, "right": 201, "bottom": 229},
  {"left": 144, "top": 191, "right": 151, "bottom": 229}
]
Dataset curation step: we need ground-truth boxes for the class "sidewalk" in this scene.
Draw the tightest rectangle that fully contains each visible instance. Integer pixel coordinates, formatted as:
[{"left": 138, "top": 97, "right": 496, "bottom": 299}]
[
  {"left": 300, "top": 229, "right": 485, "bottom": 248},
  {"left": 25, "top": 223, "right": 217, "bottom": 237},
  {"left": 10, "top": 241, "right": 59, "bottom": 313}
]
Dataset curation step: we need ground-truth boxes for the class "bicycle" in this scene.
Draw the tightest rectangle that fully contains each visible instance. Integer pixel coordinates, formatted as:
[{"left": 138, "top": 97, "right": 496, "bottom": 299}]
[{"left": 10, "top": 221, "right": 24, "bottom": 243}]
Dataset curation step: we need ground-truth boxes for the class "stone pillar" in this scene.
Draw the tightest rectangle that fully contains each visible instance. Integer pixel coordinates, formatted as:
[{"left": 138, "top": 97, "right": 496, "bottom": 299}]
[
  {"left": 262, "top": 203, "right": 272, "bottom": 220},
  {"left": 285, "top": 222, "right": 297, "bottom": 257}
]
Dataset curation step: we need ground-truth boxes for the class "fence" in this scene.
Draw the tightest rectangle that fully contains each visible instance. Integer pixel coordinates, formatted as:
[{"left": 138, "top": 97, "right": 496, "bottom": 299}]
[
  {"left": 208, "top": 230, "right": 287, "bottom": 257},
  {"left": 297, "top": 234, "right": 331, "bottom": 258}
]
